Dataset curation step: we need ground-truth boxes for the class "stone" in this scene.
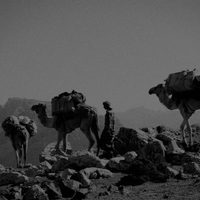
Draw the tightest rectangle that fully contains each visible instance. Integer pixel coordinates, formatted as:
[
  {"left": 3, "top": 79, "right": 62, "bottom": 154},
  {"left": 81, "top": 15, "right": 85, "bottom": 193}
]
[
  {"left": 144, "top": 139, "right": 166, "bottom": 164},
  {"left": 39, "top": 161, "right": 52, "bottom": 171},
  {"left": 80, "top": 167, "right": 113, "bottom": 179},
  {"left": 113, "top": 127, "right": 149, "bottom": 155},
  {"left": 71, "top": 172, "right": 91, "bottom": 188},
  {"left": 124, "top": 151, "right": 138, "bottom": 163},
  {"left": 59, "top": 168, "right": 76, "bottom": 180},
  {"left": 42, "top": 181, "right": 62, "bottom": 200},
  {"left": 183, "top": 162, "right": 200, "bottom": 175},
  {"left": 181, "top": 152, "right": 200, "bottom": 165},
  {"left": 165, "top": 166, "right": 179, "bottom": 177},
  {"left": 23, "top": 184, "right": 49, "bottom": 200},
  {"left": 24, "top": 165, "right": 44, "bottom": 177},
  {"left": 0, "top": 171, "right": 29, "bottom": 186},
  {"left": 141, "top": 127, "right": 158, "bottom": 137},
  {"left": 0, "top": 165, "right": 5, "bottom": 173},
  {"left": 156, "top": 132, "right": 185, "bottom": 155},
  {"left": 51, "top": 157, "right": 69, "bottom": 172},
  {"left": 106, "top": 157, "right": 130, "bottom": 172}
]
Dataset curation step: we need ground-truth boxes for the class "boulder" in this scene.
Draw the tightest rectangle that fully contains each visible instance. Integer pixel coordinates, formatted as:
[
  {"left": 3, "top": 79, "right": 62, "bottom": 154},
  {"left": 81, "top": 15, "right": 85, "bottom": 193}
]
[
  {"left": 106, "top": 157, "right": 130, "bottom": 172},
  {"left": 42, "top": 181, "right": 62, "bottom": 200},
  {"left": 143, "top": 139, "right": 166, "bottom": 164},
  {"left": 124, "top": 151, "right": 138, "bottom": 163},
  {"left": 39, "top": 161, "right": 52, "bottom": 171},
  {"left": 23, "top": 184, "right": 49, "bottom": 200},
  {"left": 39, "top": 142, "right": 72, "bottom": 164},
  {"left": 80, "top": 167, "right": 113, "bottom": 179},
  {"left": 113, "top": 127, "right": 149, "bottom": 155},
  {"left": 0, "top": 165, "right": 5, "bottom": 173},
  {"left": 129, "top": 158, "right": 168, "bottom": 183},
  {"left": 53, "top": 151, "right": 105, "bottom": 171},
  {"left": 0, "top": 171, "right": 29, "bottom": 186},
  {"left": 24, "top": 165, "right": 44, "bottom": 177},
  {"left": 156, "top": 132, "right": 185, "bottom": 155},
  {"left": 71, "top": 172, "right": 91, "bottom": 188},
  {"left": 165, "top": 166, "right": 179, "bottom": 177},
  {"left": 59, "top": 168, "right": 77, "bottom": 180},
  {"left": 141, "top": 127, "right": 158, "bottom": 137},
  {"left": 183, "top": 162, "right": 200, "bottom": 175},
  {"left": 182, "top": 152, "right": 200, "bottom": 165}
]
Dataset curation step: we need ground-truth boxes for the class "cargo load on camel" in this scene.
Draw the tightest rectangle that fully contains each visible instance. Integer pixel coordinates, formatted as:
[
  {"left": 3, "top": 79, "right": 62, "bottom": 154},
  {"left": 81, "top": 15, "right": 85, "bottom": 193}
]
[
  {"left": 165, "top": 69, "right": 196, "bottom": 93},
  {"left": 51, "top": 90, "right": 86, "bottom": 116},
  {"left": 2, "top": 115, "right": 37, "bottom": 137}
]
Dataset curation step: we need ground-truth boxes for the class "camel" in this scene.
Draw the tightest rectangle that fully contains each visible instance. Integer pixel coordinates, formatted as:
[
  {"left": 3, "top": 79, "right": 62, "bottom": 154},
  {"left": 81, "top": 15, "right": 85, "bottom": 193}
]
[
  {"left": 31, "top": 103, "right": 100, "bottom": 155},
  {"left": 2, "top": 116, "right": 37, "bottom": 168},
  {"left": 149, "top": 84, "right": 200, "bottom": 147}
]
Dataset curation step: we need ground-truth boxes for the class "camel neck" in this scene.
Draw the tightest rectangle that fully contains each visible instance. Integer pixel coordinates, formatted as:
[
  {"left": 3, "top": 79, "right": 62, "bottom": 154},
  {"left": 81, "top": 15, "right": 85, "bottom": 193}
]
[{"left": 156, "top": 90, "right": 178, "bottom": 110}]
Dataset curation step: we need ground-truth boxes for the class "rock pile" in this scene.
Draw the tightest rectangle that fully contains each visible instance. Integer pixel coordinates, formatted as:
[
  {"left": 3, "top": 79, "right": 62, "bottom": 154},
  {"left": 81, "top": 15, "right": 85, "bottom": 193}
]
[{"left": 0, "top": 125, "right": 200, "bottom": 199}]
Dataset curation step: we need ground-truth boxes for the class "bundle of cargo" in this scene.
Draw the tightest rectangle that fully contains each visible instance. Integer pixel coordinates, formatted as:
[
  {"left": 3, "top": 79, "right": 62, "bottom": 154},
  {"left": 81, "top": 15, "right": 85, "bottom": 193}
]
[
  {"left": 51, "top": 95, "right": 75, "bottom": 115},
  {"left": 2, "top": 115, "right": 37, "bottom": 137},
  {"left": 165, "top": 69, "right": 196, "bottom": 93}
]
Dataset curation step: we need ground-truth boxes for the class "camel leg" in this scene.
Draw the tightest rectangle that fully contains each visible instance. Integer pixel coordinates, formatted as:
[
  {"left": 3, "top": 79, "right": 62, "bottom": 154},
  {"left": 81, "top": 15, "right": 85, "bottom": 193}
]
[
  {"left": 15, "top": 150, "right": 20, "bottom": 168},
  {"left": 18, "top": 148, "right": 23, "bottom": 168},
  {"left": 55, "top": 131, "right": 63, "bottom": 151},
  {"left": 91, "top": 129, "right": 100, "bottom": 156},
  {"left": 81, "top": 128, "right": 95, "bottom": 152},
  {"left": 62, "top": 133, "right": 67, "bottom": 152},
  {"left": 186, "top": 120, "right": 193, "bottom": 147},
  {"left": 23, "top": 142, "right": 28, "bottom": 167},
  {"left": 180, "top": 119, "right": 187, "bottom": 147}
]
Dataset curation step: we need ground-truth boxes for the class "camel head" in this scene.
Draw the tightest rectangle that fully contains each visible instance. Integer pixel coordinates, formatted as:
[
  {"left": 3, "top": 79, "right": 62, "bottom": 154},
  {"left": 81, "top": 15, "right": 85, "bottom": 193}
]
[
  {"left": 31, "top": 103, "right": 46, "bottom": 114},
  {"left": 149, "top": 84, "right": 165, "bottom": 95}
]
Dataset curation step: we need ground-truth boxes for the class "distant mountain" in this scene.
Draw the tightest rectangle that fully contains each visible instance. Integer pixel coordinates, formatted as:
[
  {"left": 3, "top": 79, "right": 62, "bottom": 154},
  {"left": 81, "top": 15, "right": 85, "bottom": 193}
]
[{"left": 117, "top": 106, "right": 200, "bottom": 129}]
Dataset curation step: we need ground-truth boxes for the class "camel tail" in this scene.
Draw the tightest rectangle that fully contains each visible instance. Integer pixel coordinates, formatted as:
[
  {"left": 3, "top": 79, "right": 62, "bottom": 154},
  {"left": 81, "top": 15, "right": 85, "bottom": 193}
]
[{"left": 91, "top": 112, "right": 100, "bottom": 155}]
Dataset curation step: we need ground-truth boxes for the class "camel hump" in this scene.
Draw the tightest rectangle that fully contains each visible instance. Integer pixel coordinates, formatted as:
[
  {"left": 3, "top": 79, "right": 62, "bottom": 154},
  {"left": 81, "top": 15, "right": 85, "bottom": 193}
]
[{"left": 165, "top": 69, "right": 196, "bottom": 92}]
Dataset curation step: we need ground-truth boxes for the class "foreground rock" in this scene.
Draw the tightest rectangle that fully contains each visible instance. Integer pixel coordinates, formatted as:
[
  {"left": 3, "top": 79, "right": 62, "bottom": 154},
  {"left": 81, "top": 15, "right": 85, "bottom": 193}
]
[{"left": 113, "top": 127, "right": 150, "bottom": 155}]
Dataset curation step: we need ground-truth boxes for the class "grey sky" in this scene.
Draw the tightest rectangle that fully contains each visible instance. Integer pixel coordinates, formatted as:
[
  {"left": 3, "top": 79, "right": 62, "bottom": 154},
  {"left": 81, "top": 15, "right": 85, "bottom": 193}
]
[{"left": 0, "top": 0, "right": 200, "bottom": 113}]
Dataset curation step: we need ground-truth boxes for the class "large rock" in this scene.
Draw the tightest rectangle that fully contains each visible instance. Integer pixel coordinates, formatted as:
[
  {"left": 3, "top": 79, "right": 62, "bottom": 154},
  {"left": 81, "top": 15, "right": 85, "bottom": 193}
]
[
  {"left": 53, "top": 151, "right": 105, "bottom": 171},
  {"left": 143, "top": 139, "right": 166, "bottom": 164},
  {"left": 24, "top": 165, "right": 44, "bottom": 177},
  {"left": 23, "top": 184, "right": 49, "bottom": 200},
  {"left": 183, "top": 162, "right": 200, "bottom": 175},
  {"left": 39, "top": 143, "right": 59, "bottom": 164},
  {"left": 113, "top": 127, "right": 150, "bottom": 155},
  {"left": 39, "top": 142, "right": 72, "bottom": 164},
  {"left": 42, "top": 181, "right": 62, "bottom": 200},
  {"left": 80, "top": 167, "right": 113, "bottom": 179},
  {"left": 0, "top": 165, "right": 5, "bottom": 172},
  {"left": 0, "top": 171, "right": 29, "bottom": 186},
  {"left": 156, "top": 132, "right": 185, "bottom": 155},
  {"left": 124, "top": 151, "right": 138, "bottom": 163},
  {"left": 106, "top": 157, "right": 130, "bottom": 172}
]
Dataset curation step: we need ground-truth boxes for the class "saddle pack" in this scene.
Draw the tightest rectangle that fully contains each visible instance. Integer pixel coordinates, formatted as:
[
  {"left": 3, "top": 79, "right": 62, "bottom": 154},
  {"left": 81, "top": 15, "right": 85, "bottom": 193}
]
[
  {"left": 165, "top": 69, "right": 196, "bottom": 93},
  {"left": 51, "top": 90, "right": 86, "bottom": 115},
  {"left": 2, "top": 115, "right": 37, "bottom": 137}
]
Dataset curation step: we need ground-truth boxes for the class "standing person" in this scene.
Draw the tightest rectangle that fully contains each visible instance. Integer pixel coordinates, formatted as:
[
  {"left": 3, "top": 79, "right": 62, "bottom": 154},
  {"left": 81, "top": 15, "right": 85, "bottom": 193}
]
[{"left": 100, "top": 101, "right": 115, "bottom": 158}]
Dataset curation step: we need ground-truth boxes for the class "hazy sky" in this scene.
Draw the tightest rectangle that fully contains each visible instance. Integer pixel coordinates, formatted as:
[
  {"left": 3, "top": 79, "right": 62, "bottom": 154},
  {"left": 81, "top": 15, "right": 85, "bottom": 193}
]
[{"left": 1, "top": 0, "right": 200, "bottom": 113}]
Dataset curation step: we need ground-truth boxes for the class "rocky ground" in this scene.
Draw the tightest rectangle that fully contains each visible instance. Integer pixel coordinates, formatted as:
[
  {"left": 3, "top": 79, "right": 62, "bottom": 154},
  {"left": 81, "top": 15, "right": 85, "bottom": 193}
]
[{"left": 1, "top": 125, "right": 200, "bottom": 200}]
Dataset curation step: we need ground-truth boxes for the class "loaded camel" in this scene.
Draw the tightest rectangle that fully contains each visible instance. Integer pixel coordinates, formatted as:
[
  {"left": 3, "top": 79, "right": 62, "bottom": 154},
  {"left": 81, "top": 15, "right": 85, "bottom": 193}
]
[
  {"left": 1, "top": 116, "right": 37, "bottom": 168},
  {"left": 149, "top": 83, "right": 200, "bottom": 148},
  {"left": 31, "top": 103, "right": 100, "bottom": 155}
]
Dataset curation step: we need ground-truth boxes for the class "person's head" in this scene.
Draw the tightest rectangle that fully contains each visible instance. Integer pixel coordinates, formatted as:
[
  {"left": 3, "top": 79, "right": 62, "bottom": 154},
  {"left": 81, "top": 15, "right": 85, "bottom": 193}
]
[{"left": 103, "top": 101, "right": 112, "bottom": 111}]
